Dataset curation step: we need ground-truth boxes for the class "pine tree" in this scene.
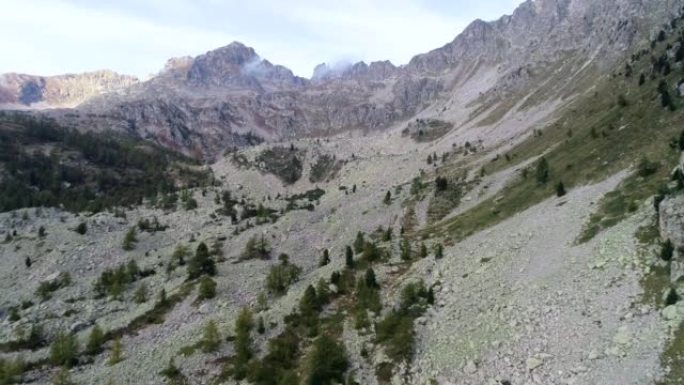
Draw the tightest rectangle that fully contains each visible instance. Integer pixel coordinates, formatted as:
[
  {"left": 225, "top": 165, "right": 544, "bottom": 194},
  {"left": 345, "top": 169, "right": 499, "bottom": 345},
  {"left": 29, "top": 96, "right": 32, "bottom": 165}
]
[
  {"left": 257, "top": 316, "right": 266, "bottom": 334},
  {"left": 383, "top": 226, "right": 392, "bottom": 241},
  {"left": 202, "top": 320, "right": 220, "bottom": 352},
  {"left": 187, "top": 242, "right": 216, "bottom": 279},
  {"left": 25, "top": 256, "right": 32, "bottom": 268},
  {"left": 85, "top": 324, "right": 105, "bottom": 355},
  {"left": 133, "top": 283, "right": 148, "bottom": 303},
  {"left": 434, "top": 243, "right": 444, "bottom": 260},
  {"left": 420, "top": 243, "right": 428, "bottom": 259},
  {"left": 345, "top": 246, "right": 354, "bottom": 269},
  {"left": 353, "top": 232, "right": 365, "bottom": 254},
  {"left": 319, "top": 249, "right": 330, "bottom": 267},
  {"left": 556, "top": 181, "right": 567, "bottom": 197},
  {"left": 49, "top": 331, "right": 78, "bottom": 367},
  {"left": 122, "top": 227, "right": 137, "bottom": 251},
  {"left": 108, "top": 338, "right": 123, "bottom": 365},
  {"left": 38, "top": 226, "right": 46, "bottom": 237},
  {"left": 400, "top": 238, "right": 412, "bottom": 261},
  {"left": 364, "top": 268, "right": 378, "bottom": 289},
  {"left": 233, "top": 307, "right": 254, "bottom": 380},
  {"left": 383, "top": 191, "right": 392, "bottom": 205},
  {"left": 536, "top": 157, "right": 550, "bottom": 184},
  {"left": 304, "top": 334, "right": 348, "bottom": 385}
]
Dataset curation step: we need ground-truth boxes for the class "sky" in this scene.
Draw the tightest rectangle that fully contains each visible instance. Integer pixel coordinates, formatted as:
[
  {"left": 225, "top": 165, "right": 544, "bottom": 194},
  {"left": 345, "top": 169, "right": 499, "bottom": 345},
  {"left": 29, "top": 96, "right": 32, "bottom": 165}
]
[{"left": 0, "top": 0, "right": 521, "bottom": 79}]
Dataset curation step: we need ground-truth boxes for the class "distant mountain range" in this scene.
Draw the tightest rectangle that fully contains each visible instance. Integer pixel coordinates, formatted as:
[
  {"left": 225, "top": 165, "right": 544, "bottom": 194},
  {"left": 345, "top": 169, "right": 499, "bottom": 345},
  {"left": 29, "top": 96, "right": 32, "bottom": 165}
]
[{"left": 2, "top": 0, "right": 682, "bottom": 159}]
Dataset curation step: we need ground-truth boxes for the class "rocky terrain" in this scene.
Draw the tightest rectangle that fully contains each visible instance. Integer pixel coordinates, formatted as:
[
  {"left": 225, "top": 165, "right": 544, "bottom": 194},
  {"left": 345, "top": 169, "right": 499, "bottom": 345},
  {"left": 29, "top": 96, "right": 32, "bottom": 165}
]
[
  {"left": 0, "top": 71, "right": 138, "bottom": 109},
  {"left": 1, "top": 0, "right": 684, "bottom": 384}
]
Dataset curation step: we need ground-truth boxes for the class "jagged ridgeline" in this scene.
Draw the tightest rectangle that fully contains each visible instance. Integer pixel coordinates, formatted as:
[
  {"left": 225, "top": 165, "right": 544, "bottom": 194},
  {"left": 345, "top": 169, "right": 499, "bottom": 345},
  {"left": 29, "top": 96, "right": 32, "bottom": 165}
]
[{"left": 0, "top": 112, "right": 210, "bottom": 212}]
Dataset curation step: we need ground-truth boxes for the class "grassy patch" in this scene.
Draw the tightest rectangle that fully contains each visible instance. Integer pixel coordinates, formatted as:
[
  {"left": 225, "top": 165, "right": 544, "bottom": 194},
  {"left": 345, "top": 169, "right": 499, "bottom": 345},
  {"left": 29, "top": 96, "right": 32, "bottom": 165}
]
[{"left": 578, "top": 165, "right": 672, "bottom": 243}]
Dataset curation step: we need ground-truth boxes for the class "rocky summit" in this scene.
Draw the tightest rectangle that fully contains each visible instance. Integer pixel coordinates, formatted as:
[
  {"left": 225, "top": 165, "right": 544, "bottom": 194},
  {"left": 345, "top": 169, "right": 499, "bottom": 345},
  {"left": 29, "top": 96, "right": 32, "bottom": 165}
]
[{"left": 1, "top": 0, "right": 684, "bottom": 384}]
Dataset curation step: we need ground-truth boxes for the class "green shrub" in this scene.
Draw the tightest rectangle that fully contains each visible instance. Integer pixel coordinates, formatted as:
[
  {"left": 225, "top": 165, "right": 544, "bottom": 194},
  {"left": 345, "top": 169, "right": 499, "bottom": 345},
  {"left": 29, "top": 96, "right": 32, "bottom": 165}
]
[
  {"left": 661, "top": 240, "right": 674, "bottom": 261},
  {"left": 198, "top": 277, "right": 217, "bottom": 300},
  {"left": 75, "top": 222, "right": 87, "bottom": 235},
  {"left": 266, "top": 257, "right": 302, "bottom": 296},
  {"left": 36, "top": 273, "right": 71, "bottom": 301},
  {"left": 241, "top": 235, "right": 271, "bottom": 260}
]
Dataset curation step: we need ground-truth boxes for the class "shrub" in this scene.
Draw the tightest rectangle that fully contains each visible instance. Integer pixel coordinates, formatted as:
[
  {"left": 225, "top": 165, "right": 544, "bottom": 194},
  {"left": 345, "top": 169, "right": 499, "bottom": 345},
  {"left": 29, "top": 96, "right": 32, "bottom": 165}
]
[
  {"left": 266, "top": 257, "right": 302, "bottom": 296},
  {"left": 361, "top": 241, "right": 381, "bottom": 263},
  {"left": 435, "top": 176, "right": 448, "bottom": 192},
  {"left": 134, "top": 283, "right": 148, "bottom": 304},
  {"left": 94, "top": 261, "right": 145, "bottom": 299},
  {"left": 159, "top": 358, "right": 185, "bottom": 383},
  {"left": 198, "top": 277, "right": 217, "bottom": 300},
  {"left": 241, "top": 235, "right": 271, "bottom": 260},
  {"left": 187, "top": 242, "right": 216, "bottom": 279},
  {"left": 419, "top": 243, "right": 428, "bottom": 259},
  {"left": 434, "top": 244, "right": 444, "bottom": 259},
  {"left": 0, "top": 357, "right": 25, "bottom": 384},
  {"left": 661, "top": 240, "right": 674, "bottom": 261},
  {"left": 75, "top": 222, "right": 87, "bottom": 235},
  {"left": 637, "top": 157, "right": 659, "bottom": 177},
  {"left": 36, "top": 273, "right": 71, "bottom": 301},
  {"left": 49, "top": 331, "right": 78, "bottom": 367}
]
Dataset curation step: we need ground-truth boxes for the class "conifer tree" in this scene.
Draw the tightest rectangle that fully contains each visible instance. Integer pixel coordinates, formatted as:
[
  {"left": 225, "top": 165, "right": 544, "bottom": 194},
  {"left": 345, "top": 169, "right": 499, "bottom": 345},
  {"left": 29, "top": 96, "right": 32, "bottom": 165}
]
[
  {"left": 108, "top": 338, "right": 123, "bottom": 365},
  {"left": 202, "top": 320, "right": 220, "bottom": 352},
  {"left": 345, "top": 246, "right": 354, "bottom": 269},
  {"left": 187, "top": 242, "right": 216, "bottom": 279},
  {"left": 85, "top": 324, "right": 105, "bottom": 355}
]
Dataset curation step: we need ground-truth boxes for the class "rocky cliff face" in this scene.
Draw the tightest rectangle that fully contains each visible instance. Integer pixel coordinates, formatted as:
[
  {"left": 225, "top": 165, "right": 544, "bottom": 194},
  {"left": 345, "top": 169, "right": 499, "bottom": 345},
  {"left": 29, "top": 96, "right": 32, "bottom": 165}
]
[
  {"left": 5, "top": 0, "right": 684, "bottom": 159},
  {"left": 0, "top": 70, "right": 138, "bottom": 108}
]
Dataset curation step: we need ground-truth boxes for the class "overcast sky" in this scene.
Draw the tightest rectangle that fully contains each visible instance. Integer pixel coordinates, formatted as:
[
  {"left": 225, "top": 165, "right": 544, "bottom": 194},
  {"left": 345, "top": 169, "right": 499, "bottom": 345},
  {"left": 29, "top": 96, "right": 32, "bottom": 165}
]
[{"left": 0, "top": 0, "right": 521, "bottom": 79}]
